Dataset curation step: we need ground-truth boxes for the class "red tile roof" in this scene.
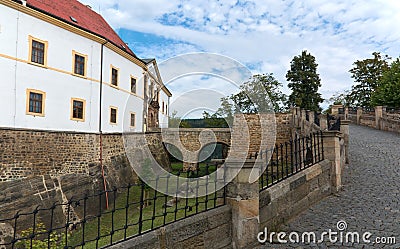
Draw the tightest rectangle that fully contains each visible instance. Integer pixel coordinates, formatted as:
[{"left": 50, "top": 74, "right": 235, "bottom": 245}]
[{"left": 25, "top": 0, "right": 136, "bottom": 57}]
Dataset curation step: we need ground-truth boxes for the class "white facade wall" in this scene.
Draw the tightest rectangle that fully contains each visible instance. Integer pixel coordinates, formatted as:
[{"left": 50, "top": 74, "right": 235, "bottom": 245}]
[
  {"left": 101, "top": 47, "right": 144, "bottom": 133},
  {"left": 158, "top": 90, "right": 170, "bottom": 128},
  {"left": 0, "top": 3, "right": 153, "bottom": 133}
]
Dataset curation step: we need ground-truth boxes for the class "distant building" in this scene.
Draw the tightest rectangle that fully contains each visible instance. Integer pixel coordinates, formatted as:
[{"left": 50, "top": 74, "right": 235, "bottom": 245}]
[{"left": 0, "top": 0, "right": 171, "bottom": 133}]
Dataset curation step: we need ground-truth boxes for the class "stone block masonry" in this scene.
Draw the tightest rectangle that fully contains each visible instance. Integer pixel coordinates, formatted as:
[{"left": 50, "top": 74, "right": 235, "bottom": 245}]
[
  {"left": 109, "top": 206, "right": 232, "bottom": 249},
  {"left": 0, "top": 128, "right": 98, "bottom": 181},
  {"left": 0, "top": 127, "right": 171, "bottom": 231},
  {"left": 345, "top": 106, "right": 400, "bottom": 133},
  {"left": 0, "top": 128, "right": 170, "bottom": 183},
  {"left": 259, "top": 159, "right": 332, "bottom": 231}
]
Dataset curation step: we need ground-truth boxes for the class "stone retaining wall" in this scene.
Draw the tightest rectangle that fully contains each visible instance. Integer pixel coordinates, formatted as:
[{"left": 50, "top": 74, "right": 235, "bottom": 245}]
[
  {"left": 259, "top": 159, "right": 332, "bottom": 230},
  {"left": 111, "top": 206, "right": 232, "bottom": 249},
  {"left": 0, "top": 128, "right": 170, "bottom": 183},
  {"left": 339, "top": 106, "right": 400, "bottom": 133},
  {"left": 0, "top": 128, "right": 171, "bottom": 230}
]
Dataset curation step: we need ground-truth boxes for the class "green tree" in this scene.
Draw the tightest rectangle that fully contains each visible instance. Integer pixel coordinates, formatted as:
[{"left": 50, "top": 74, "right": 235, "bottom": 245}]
[
  {"left": 348, "top": 52, "right": 390, "bottom": 107},
  {"left": 230, "top": 73, "right": 287, "bottom": 113},
  {"left": 202, "top": 111, "right": 229, "bottom": 128},
  {"left": 215, "top": 97, "right": 234, "bottom": 125},
  {"left": 168, "top": 110, "right": 191, "bottom": 128},
  {"left": 286, "top": 50, "right": 323, "bottom": 111},
  {"left": 328, "top": 90, "right": 352, "bottom": 106},
  {"left": 204, "top": 73, "right": 286, "bottom": 125},
  {"left": 371, "top": 58, "right": 400, "bottom": 107}
]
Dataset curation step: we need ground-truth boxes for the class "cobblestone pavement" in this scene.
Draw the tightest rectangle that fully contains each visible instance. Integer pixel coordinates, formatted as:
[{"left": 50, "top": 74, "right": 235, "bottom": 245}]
[{"left": 256, "top": 125, "right": 400, "bottom": 249}]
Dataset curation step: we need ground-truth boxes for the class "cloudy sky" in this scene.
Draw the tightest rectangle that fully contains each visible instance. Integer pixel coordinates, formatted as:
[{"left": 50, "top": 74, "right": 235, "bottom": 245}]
[{"left": 81, "top": 0, "right": 400, "bottom": 116}]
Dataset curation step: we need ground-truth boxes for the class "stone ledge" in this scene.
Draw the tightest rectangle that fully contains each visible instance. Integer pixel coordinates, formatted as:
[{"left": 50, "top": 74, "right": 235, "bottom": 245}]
[
  {"left": 261, "top": 159, "right": 330, "bottom": 203},
  {"left": 110, "top": 205, "right": 232, "bottom": 249},
  {"left": 259, "top": 159, "right": 333, "bottom": 231}
]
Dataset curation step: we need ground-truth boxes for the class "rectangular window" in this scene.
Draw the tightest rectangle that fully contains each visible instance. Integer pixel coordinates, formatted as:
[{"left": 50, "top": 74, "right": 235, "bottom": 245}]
[
  {"left": 26, "top": 89, "right": 45, "bottom": 116},
  {"left": 32, "top": 41, "right": 45, "bottom": 64},
  {"left": 110, "top": 107, "right": 117, "bottom": 124},
  {"left": 111, "top": 67, "right": 119, "bottom": 86},
  {"left": 130, "top": 113, "right": 136, "bottom": 127},
  {"left": 73, "top": 52, "right": 86, "bottom": 76},
  {"left": 71, "top": 98, "right": 85, "bottom": 121},
  {"left": 162, "top": 101, "right": 165, "bottom": 114},
  {"left": 131, "top": 77, "right": 137, "bottom": 94},
  {"left": 29, "top": 36, "right": 48, "bottom": 66}
]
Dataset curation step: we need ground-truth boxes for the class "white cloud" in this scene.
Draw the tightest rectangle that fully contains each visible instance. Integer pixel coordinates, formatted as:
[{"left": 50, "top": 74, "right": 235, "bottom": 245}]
[{"left": 81, "top": 0, "right": 400, "bottom": 109}]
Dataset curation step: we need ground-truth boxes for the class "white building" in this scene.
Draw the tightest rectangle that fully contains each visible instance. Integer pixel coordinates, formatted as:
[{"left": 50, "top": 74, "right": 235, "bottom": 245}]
[{"left": 0, "top": 0, "right": 171, "bottom": 134}]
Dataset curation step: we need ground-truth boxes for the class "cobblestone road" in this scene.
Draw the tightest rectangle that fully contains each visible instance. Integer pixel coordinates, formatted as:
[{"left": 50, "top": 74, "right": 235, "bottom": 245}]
[{"left": 257, "top": 125, "right": 400, "bottom": 249}]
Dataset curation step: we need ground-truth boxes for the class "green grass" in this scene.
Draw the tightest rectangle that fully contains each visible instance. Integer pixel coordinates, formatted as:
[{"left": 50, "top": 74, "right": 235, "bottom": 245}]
[
  {"left": 170, "top": 162, "right": 218, "bottom": 177},
  {"left": 63, "top": 184, "right": 224, "bottom": 248},
  {"left": 14, "top": 163, "right": 224, "bottom": 249}
]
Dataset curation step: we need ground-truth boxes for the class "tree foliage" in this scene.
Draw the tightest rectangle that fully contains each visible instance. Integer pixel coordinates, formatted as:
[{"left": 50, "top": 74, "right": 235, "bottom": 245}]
[
  {"left": 200, "top": 73, "right": 286, "bottom": 128},
  {"left": 348, "top": 52, "right": 390, "bottom": 107},
  {"left": 286, "top": 50, "right": 323, "bottom": 111},
  {"left": 168, "top": 110, "right": 191, "bottom": 128},
  {"left": 230, "top": 73, "right": 287, "bottom": 113},
  {"left": 202, "top": 111, "right": 229, "bottom": 128},
  {"left": 328, "top": 90, "right": 352, "bottom": 106},
  {"left": 371, "top": 58, "right": 400, "bottom": 107}
]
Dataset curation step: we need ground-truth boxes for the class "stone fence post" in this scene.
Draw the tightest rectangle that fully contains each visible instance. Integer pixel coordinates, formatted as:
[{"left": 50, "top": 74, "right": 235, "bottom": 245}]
[
  {"left": 226, "top": 159, "right": 261, "bottom": 249},
  {"left": 319, "top": 114, "right": 327, "bottom": 130},
  {"left": 340, "top": 120, "right": 350, "bottom": 164},
  {"left": 291, "top": 107, "right": 301, "bottom": 128},
  {"left": 308, "top": 111, "right": 315, "bottom": 124},
  {"left": 356, "top": 107, "right": 362, "bottom": 125},
  {"left": 375, "top": 106, "right": 384, "bottom": 130},
  {"left": 344, "top": 107, "right": 349, "bottom": 120},
  {"left": 322, "top": 131, "right": 343, "bottom": 193}
]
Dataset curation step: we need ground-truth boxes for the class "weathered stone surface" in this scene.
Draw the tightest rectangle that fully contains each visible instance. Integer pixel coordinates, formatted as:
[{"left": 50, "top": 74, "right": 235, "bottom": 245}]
[
  {"left": 259, "top": 159, "right": 332, "bottom": 236},
  {"left": 289, "top": 175, "right": 306, "bottom": 190},
  {"left": 0, "top": 129, "right": 172, "bottom": 183},
  {"left": 109, "top": 206, "right": 232, "bottom": 249},
  {"left": 109, "top": 230, "right": 161, "bottom": 249},
  {"left": 259, "top": 191, "right": 271, "bottom": 207},
  {"left": 204, "top": 223, "right": 231, "bottom": 249}
]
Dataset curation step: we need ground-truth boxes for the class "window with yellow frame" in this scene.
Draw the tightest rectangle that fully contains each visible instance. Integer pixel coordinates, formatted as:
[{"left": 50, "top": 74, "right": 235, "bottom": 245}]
[
  {"left": 26, "top": 89, "right": 46, "bottom": 116},
  {"left": 72, "top": 51, "right": 88, "bottom": 77},
  {"left": 110, "top": 106, "right": 118, "bottom": 124},
  {"left": 111, "top": 66, "right": 119, "bottom": 87},
  {"left": 70, "top": 98, "right": 86, "bottom": 121},
  {"left": 130, "top": 112, "right": 136, "bottom": 128},
  {"left": 28, "top": 36, "right": 48, "bottom": 67}
]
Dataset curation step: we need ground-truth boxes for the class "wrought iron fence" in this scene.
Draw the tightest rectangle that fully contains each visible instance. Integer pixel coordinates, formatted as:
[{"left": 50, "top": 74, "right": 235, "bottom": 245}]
[
  {"left": 327, "top": 114, "right": 341, "bottom": 131},
  {"left": 0, "top": 163, "right": 226, "bottom": 249},
  {"left": 386, "top": 107, "right": 400, "bottom": 114},
  {"left": 259, "top": 131, "right": 324, "bottom": 190},
  {"left": 338, "top": 108, "right": 345, "bottom": 114}
]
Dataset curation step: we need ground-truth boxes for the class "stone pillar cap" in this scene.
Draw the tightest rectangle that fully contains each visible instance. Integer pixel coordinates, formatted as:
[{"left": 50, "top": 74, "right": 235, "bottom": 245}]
[{"left": 322, "top": 130, "right": 342, "bottom": 137}]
